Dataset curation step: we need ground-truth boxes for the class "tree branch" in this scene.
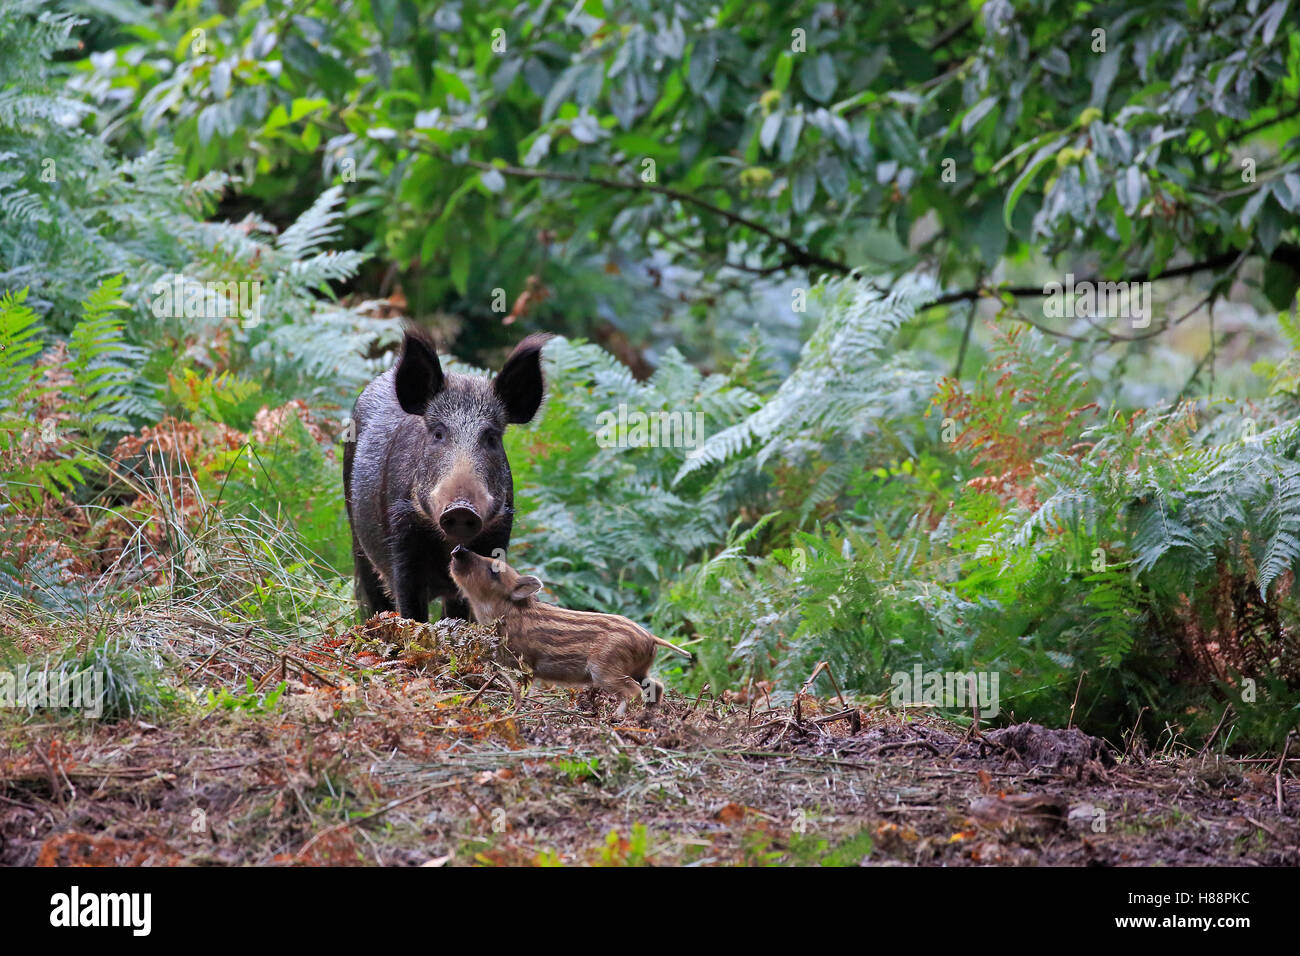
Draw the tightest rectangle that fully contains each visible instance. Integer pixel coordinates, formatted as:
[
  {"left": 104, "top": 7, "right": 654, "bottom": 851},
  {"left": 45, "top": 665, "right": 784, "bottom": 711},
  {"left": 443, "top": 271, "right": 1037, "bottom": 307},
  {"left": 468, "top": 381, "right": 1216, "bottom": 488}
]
[
  {"left": 375, "top": 123, "right": 1297, "bottom": 348},
  {"left": 928, "top": 15, "right": 975, "bottom": 52},
  {"left": 317, "top": 116, "right": 853, "bottom": 277},
  {"left": 925, "top": 243, "right": 1300, "bottom": 308},
  {"left": 926, "top": 243, "right": 1293, "bottom": 345},
  {"left": 444, "top": 151, "right": 853, "bottom": 275},
  {"left": 922, "top": 249, "right": 1250, "bottom": 311}
]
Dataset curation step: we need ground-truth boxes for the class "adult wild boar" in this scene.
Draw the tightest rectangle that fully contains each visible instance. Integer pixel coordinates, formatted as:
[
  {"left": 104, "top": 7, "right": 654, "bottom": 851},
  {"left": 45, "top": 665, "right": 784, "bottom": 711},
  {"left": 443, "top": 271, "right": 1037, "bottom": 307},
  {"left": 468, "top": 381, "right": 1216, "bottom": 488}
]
[{"left": 343, "top": 329, "right": 548, "bottom": 622}]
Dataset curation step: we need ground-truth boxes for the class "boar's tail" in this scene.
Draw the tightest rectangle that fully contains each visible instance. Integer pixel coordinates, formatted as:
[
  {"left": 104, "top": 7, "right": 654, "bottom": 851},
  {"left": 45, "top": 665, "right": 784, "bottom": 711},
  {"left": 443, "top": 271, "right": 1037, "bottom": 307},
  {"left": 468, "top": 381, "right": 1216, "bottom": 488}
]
[{"left": 653, "top": 636, "right": 693, "bottom": 660}]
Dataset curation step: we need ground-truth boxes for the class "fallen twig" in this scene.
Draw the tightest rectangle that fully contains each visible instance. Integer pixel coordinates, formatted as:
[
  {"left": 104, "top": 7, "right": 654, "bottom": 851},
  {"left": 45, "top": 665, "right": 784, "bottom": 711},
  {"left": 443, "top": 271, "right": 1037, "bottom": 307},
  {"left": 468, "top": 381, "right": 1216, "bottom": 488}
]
[
  {"left": 182, "top": 625, "right": 254, "bottom": 686},
  {"left": 1277, "top": 731, "right": 1294, "bottom": 815},
  {"left": 1243, "top": 815, "right": 1282, "bottom": 842},
  {"left": 296, "top": 779, "right": 462, "bottom": 860},
  {"left": 33, "top": 744, "right": 67, "bottom": 810},
  {"left": 797, "top": 661, "right": 849, "bottom": 713},
  {"left": 871, "top": 740, "right": 942, "bottom": 758},
  {"left": 464, "top": 672, "right": 498, "bottom": 710},
  {"left": 1197, "top": 705, "right": 1233, "bottom": 757},
  {"left": 811, "top": 709, "right": 862, "bottom": 731}
]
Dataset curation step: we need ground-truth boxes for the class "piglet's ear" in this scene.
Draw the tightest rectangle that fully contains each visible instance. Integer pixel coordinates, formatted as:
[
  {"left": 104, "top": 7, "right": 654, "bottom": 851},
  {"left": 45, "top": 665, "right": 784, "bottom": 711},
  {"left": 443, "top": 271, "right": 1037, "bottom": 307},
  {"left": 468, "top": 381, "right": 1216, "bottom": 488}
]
[
  {"left": 493, "top": 333, "right": 551, "bottom": 424},
  {"left": 395, "top": 327, "right": 445, "bottom": 417},
  {"left": 511, "top": 575, "right": 543, "bottom": 602}
]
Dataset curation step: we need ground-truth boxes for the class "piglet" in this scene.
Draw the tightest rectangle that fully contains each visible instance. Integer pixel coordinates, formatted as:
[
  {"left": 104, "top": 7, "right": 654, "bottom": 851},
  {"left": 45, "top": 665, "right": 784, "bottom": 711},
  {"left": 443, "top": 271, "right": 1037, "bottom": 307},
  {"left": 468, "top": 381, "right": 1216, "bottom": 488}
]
[{"left": 448, "top": 546, "right": 691, "bottom": 716}]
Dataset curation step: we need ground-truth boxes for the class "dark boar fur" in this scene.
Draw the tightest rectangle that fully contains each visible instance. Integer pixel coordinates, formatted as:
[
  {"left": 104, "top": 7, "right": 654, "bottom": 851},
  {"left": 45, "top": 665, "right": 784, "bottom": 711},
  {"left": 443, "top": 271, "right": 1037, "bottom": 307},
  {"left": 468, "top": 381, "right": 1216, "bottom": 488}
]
[
  {"left": 448, "top": 546, "right": 692, "bottom": 716},
  {"left": 343, "top": 328, "right": 548, "bottom": 622}
]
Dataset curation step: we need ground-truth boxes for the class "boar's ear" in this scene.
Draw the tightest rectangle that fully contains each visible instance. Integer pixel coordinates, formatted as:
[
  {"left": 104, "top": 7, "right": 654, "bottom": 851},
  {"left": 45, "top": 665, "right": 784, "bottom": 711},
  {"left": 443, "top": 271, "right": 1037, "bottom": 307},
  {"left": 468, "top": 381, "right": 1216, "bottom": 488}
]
[
  {"left": 511, "top": 575, "right": 543, "bottom": 602},
  {"left": 493, "top": 333, "right": 551, "bottom": 424},
  {"left": 395, "top": 327, "right": 445, "bottom": 417}
]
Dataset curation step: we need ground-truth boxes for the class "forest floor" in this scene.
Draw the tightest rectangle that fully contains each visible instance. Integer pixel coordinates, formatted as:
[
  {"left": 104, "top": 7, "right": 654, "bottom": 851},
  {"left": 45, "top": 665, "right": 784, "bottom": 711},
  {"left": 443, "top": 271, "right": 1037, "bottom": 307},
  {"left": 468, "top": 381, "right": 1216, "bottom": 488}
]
[{"left": 2, "top": 613, "right": 1297, "bottom": 866}]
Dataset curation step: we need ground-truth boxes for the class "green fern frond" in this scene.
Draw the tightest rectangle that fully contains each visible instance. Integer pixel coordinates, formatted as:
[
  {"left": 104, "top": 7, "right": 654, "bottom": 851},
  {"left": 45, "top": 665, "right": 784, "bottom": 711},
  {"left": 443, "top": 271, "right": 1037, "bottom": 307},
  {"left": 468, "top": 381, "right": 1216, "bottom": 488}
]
[
  {"left": 277, "top": 185, "right": 347, "bottom": 260},
  {"left": 675, "top": 272, "right": 938, "bottom": 486}
]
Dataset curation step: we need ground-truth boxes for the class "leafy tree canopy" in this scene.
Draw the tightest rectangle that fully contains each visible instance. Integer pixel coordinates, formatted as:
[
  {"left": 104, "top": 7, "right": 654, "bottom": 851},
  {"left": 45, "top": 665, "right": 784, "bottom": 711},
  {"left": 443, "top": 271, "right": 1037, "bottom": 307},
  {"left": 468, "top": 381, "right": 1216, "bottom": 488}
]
[{"left": 83, "top": 0, "right": 1300, "bottom": 359}]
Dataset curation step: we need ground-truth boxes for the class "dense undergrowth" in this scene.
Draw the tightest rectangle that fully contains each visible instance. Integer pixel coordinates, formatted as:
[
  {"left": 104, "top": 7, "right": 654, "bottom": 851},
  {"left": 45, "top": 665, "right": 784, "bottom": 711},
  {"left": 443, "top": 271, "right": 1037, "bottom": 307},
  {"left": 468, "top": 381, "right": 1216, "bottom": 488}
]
[
  {"left": 3, "top": 0, "right": 1300, "bottom": 755},
  {"left": 7, "top": 263, "right": 1300, "bottom": 749}
]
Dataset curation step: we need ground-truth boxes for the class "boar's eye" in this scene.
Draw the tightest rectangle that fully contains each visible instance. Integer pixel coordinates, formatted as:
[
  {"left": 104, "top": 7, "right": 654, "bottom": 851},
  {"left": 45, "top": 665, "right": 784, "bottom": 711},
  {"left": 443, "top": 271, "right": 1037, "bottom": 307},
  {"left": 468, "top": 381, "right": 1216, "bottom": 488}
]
[
  {"left": 480, "top": 426, "right": 503, "bottom": 447},
  {"left": 430, "top": 424, "right": 448, "bottom": 443}
]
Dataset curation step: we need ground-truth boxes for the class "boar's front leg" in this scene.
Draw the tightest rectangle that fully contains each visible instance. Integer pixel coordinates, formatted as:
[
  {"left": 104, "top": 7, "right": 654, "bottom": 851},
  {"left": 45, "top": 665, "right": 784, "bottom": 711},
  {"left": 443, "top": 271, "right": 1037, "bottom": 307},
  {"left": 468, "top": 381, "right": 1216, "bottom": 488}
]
[
  {"left": 351, "top": 530, "right": 394, "bottom": 620},
  {"left": 392, "top": 561, "right": 431, "bottom": 622},
  {"left": 388, "top": 533, "right": 433, "bottom": 622},
  {"left": 442, "top": 595, "right": 471, "bottom": 621}
]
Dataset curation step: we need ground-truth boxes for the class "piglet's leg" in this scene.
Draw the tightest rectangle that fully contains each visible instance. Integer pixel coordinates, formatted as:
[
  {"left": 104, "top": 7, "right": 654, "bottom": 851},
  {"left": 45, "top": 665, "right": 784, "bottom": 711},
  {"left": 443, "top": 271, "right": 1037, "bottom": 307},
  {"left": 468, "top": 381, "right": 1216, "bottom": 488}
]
[
  {"left": 589, "top": 666, "right": 641, "bottom": 719},
  {"left": 610, "top": 684, "right": 644, "bottom": 719}
]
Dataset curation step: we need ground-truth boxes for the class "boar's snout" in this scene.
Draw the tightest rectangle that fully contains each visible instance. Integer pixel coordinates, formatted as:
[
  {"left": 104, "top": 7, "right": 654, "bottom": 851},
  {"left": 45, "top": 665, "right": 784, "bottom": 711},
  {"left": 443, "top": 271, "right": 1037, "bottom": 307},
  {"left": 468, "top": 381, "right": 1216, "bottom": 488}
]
[{"left": 439, "top": 500, "right": 483, "bottom": 542}]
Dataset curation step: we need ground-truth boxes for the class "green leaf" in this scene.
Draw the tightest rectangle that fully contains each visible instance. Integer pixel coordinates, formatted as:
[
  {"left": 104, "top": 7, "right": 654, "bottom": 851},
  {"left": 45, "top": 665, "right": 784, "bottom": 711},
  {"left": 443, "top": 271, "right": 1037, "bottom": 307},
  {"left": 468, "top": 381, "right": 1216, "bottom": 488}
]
[
  {"left": 971, "top": 198, "right": 1007, "bottom": 267},
  {"left": 773, "top": 51, "right": 794, "bottom": 93},
  {"left": 1117, "top": 165, "right": 1143, "bottom": 216},
  {"left": 688, "top": 36, "right": 716, "bottom": 93},
  {"left": 264, "top": 97, "right": 328, "bottom": 132},
  {"left": 800, "top": 53, "right": 837, "bottom": 103},
  {"left": 792, "top": 164, "right": 817, "bottom": 214},
  {"left": 1257, "top": 195, "right": 1283, "bottom": 255},
  {"left": 817, "top": 153, "right": 848, "bottom": 200},
  {"left": 450, "top": 241, "right": 471, "bottom": 296},
  {"left": 1263, "top": 258, "right": 1300, "bottom": 311},
  {"left": 1041, "top": 48, "right": 1070, "bottom": 76},
  {"left": 1003, "top": 136, "right": 1066, "bottom": 228},
  {"left": 961, "top": 97, "right": 998, "bottom": 137},
  {"left": 779, "top": 112, "right": 804, "bottom": 163},
  {"left": 1089, "top": 45, "right": 1122, "bottom": 108},
  {"left": 878, "top": 112, "right": 920, "bottom": 164},
  {"left": 435, "top": 66, "right": 471, "bottom": 103},
  {"left": 760, "top": 111, "right": 782, "bottom": 152},
  {"left": 1239, "top": 185, "right": 1270, "bottom": 230}
]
